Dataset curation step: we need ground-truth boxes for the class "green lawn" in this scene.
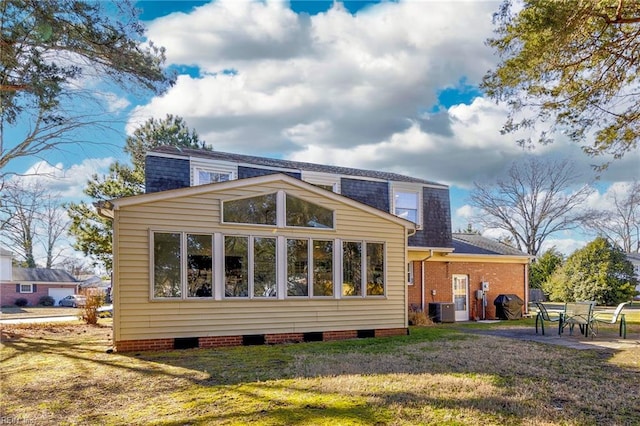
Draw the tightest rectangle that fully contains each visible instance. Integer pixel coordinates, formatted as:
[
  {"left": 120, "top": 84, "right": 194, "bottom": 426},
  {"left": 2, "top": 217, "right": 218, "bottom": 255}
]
[{"left": 2, "top": 320, "right": 639, "bottom": 425}]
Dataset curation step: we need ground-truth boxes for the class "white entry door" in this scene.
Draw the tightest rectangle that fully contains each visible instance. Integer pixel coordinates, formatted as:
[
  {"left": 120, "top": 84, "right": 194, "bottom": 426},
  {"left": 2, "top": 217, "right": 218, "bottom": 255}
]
[{"left": 452, "top": 275, "right": 469, "bottom": 321}]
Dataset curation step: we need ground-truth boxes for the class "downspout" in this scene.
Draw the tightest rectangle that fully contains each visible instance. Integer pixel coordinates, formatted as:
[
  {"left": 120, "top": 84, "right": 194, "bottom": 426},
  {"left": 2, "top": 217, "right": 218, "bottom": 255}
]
[
  {"left": 524, "top": 262, "right": 530, "bottom": 315},
  {"left": 420, "top": 249, "right": 433, "bottom": 312}
]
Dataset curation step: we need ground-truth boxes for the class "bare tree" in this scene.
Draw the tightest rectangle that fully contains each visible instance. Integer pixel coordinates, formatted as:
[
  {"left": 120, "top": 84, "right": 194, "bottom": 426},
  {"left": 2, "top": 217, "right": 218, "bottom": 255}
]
[
  {"left": 38, "top": 196, "right": 70, "bottom": 268},
  {"left": 0, "top": 181, "right": 43, "bottom": 266},
  {"left": 0, "top": 180, "right": 69, "bottom": 267},
  {"left": 469, "top": 157, "right": 595, "bottom": 256},
  {"left": 584, "top": 180, "right": 640, "bottom": 253}
]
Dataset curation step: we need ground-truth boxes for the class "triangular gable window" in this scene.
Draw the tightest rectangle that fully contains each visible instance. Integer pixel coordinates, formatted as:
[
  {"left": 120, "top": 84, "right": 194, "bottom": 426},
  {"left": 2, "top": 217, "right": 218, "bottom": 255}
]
[
  {"left": 223, "top": 193, "right": 277, "bottom": 225},
  {"left": 286, "top": 194, "right": 334, "bottom": 229},
  {"left": 222, "top": 191, "right": 334, "bottom": 229}
]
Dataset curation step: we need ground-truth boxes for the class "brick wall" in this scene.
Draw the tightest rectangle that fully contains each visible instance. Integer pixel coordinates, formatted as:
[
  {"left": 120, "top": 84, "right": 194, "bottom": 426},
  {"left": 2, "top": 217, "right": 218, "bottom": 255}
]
[
  {"left": 114, "top": 327, "right": 408, "bottom": 352},
  {"left": 409, "top": 260, "right": 527, "bottom": 320}
]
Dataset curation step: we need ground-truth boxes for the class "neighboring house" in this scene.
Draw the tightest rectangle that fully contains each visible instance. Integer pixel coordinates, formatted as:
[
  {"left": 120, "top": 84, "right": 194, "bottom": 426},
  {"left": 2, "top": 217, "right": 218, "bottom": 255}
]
[
  {"left": 0, "top": 249, "right": 80, "bottom": 306},
  {"left": 98, "top": 174, "right": 415, "bottom": 352},
  {"left": 627, "top": 253, "right": 640, "bottom": 299},
  {"left": 407, "top": 233, "right": 532, "bottom": 320}
]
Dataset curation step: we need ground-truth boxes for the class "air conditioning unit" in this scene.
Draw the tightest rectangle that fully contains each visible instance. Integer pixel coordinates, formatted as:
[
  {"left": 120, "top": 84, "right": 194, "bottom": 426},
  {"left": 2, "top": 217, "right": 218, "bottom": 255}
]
[{"left": 428, "top": 302, "right": 455, "bottom": 323}]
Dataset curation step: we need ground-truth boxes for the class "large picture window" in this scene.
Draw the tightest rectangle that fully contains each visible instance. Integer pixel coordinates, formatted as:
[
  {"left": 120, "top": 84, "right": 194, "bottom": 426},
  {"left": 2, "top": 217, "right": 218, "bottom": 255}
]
[{"left": 223, "top": 194, "right": 277, "bottom": 225}]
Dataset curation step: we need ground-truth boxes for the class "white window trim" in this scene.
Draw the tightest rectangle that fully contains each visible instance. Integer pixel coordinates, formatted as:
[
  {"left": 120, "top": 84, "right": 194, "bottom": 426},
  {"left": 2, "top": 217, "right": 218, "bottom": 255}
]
[
  {"left": 407, "top": 262, "right": 414, "bottom": 286},
  {"left": 340, "top": 240, "right": 387, "bottom": 298},
  {"left": 19, "top": 283, "right": 34, "bottom": 293},
  {"left": 150, "top": 230, "right": 215, "bottom": 300},
  {"left": 221, "top": 190, "right": 336, "bottom": 230},
  {"left": 150, "top": 231, "right": 385, "bottom": 301},
  {"left": 391, "top": 185, "right": 423, "bottom": 229}
]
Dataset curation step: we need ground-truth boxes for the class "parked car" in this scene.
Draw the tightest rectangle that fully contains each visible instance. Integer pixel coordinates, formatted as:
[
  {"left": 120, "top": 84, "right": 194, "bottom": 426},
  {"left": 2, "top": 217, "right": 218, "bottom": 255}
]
[
  {"left": 97, "top": 304, "right": 112, "bottom": 318},
  {"left": 58, "top": 295, "right": 86, "bottom": 308}
]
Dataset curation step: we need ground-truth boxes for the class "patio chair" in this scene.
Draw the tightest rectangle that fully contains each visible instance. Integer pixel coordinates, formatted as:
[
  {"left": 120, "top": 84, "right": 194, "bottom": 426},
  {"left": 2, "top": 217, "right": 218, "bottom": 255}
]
[
  {"left": 560, "top": 301, "right": 596, "bottom": 338},
  {"left": 534, "top": 302, "right": 561, "bottom": 335},
  {"left": 593, "top": 301, "right": 630, "bottom": 339}
]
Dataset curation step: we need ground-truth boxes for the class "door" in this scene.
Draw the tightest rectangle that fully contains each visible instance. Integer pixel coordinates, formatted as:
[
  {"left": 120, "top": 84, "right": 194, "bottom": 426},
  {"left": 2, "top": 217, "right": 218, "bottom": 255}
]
[{"left": 452, "top": 275, "right": 469, "bottom": 321}]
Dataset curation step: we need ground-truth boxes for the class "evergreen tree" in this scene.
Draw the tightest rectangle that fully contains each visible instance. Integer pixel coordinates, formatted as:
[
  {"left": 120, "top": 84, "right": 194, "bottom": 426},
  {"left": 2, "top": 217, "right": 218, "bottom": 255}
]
[
  {"left": 529, "top": 248, "right": 564, "bottom": 290},
  {"left": 543, "top": 237, "right": 637, "bottom": 304},
  {"left": 67, "top": 115, "right": 209, "bottom": 271}
]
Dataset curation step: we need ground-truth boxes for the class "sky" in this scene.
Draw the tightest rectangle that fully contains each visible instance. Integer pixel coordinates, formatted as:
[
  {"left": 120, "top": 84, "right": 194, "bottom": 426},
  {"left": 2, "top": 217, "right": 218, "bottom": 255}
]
[{"left": 4, "top": 0, "right": 640, "bottom": 266}]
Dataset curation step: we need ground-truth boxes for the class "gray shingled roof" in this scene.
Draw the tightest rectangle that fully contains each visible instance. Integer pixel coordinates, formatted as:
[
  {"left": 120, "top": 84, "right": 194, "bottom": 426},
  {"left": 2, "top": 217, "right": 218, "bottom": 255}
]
[
  {"left": 0, "top": 247, "right": 13, "bottom": 256},
  {"left": 13, "top": 268, "right": 78, "bottom": 283},
  {"left": 452, "top": 233, "right": 530, "bottom": 257},
  {"left": 150, "top": 146, "right": 446, "bottom": 187}
]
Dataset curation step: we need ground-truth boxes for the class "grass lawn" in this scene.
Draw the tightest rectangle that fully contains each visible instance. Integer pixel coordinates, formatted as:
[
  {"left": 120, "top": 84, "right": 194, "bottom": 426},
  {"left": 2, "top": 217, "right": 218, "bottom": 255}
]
[
  {"left": 0, "top": 306, "right": 80, "bottom": 318},
  {"left": 1, "top": 319, "right": 639, "bottom": 426}
]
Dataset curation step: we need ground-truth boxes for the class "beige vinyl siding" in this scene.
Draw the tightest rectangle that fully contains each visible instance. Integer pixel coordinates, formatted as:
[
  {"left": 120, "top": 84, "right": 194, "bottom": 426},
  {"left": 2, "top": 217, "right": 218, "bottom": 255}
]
[{"left": 113, "top": 180, "right": 407, "bottom": 341}]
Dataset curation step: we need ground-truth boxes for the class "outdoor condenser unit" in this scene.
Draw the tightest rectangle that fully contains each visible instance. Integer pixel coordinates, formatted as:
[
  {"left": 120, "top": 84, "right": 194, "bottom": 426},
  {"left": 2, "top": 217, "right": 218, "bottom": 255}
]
[{"left": 428, "top": 302, "right": 455, "bottom": 323}]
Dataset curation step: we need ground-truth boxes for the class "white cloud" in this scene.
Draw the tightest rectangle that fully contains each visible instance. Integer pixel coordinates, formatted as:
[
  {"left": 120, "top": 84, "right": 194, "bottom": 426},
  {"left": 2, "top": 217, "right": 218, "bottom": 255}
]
[
  {"left": 15, "top": 158, "right": 113, "bottom": 200},
  {"left": 128, "top": 0, "right": 640, "bottom": 195}
]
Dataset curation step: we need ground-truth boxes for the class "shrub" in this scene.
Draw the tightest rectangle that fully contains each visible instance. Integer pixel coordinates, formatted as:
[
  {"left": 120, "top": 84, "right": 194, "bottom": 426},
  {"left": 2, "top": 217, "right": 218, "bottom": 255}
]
[
  {"left": 38, "top": 295, "right": 55, "bottom": 306},
  {"left": 80, "top": 289, "right": 105, "bottom": 325},
  {"left": 14, "top": 298, "right": 28, "bottom": 307},
  {"left": 408, "top": 305, "right": 431, "bottom": 326}
]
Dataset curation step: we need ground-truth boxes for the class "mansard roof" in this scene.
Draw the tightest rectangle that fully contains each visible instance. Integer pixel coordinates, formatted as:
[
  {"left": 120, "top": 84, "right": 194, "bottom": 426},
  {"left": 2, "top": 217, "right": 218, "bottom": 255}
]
[{"left": 149, "top": 146, "right": 446, "bottom": 187}]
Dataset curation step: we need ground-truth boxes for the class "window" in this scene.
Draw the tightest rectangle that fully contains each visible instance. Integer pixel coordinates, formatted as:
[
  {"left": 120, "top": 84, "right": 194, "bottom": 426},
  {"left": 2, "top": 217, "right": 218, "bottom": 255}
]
[
  {"left": 224, "top": 236, "right": 248, "bottom": 297},
  {"left": 153, "top": 232, "right": 214, "bottom": 299},
  {"left": 222, "top": 191, "right": 335, "bottom": 229},
  {"left": 223, "top": 194, "right": 277, "bottom": 225},
  {"left": 154, "top": 232, "right": 182, "bottom": 298},
  {"left": 253, "top": 237, "right": 277, "bottom": 298},
  {"left": 187, "top": 234, "right": 213, "bottom": 297},
  {"left": 285, "top": 194, "right": 333, "bottom": 228},
  {"left": 196, "top": 169, "right": 232, "bottom": 185},
  {"left": 342, "top": 241, "right": 385, "bottom": 297},
  {"left": 19, "top": 284, "right": 34, "bottom": 293},
  {"left": 287, "top": 239, "right": 309, "bottom": 296},
  {"left": 394, "top": 191, "right": 419, "bottom": 224},
  {"left": 313, "top": 240, "right": 333, "bottom": 296},
  {"left": 224, "top": 236, "right": 277, "bottom": 298},
  {"left": 342, "top": 242, "right": 362, "bottom": 296},
  {"left": 407, "top": 262, "right": 414, "bottom": 285},
  {"left": 366, "top": 243, "right": 385, "bottom": 296}
]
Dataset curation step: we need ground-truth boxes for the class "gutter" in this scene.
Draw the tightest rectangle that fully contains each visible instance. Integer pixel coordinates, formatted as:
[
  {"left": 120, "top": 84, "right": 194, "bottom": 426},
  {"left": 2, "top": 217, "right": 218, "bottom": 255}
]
[{"left": 420, "top": 249, "right": 433, "bottom": 312}]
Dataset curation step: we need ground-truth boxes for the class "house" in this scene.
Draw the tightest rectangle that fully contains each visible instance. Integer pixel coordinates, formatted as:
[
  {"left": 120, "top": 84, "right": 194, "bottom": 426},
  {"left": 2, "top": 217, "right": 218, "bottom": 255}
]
[
  {"left": 406, "top": 233, "right": 532, "bottom": 320},
  {"left": 0, "top": 248, "right": 80, "bottom": 306},
  {"left": 627, "top": 253, "right": 640, "bottom": 299},
  {"left": 144, "top": 147, "right": 531, "bottom": 319},
  {"left": 102, "top": 147, "right": 531, "bottom": 351},
  {"left": 98, "top": 174, "right": 415, "bottom": 352}
]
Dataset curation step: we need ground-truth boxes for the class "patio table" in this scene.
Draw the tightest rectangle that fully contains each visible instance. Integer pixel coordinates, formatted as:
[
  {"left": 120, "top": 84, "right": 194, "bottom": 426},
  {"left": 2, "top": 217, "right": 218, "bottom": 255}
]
[{"left": 559, "top": 301, "right": 596, "bottom": 338}]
